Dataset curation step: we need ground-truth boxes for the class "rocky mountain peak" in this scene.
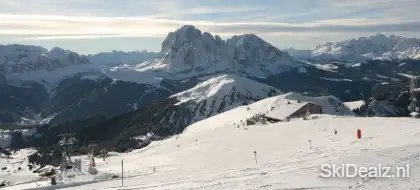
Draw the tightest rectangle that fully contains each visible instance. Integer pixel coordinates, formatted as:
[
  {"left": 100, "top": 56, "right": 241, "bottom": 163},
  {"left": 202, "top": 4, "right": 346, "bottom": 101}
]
[
  {"left": 227, "top": 34, "right": 292, "bottom": 65},
  {"left": 155, "top": 25, "right": 231, "bottom": 76},
  {"left": 140, "top": 25, "right": 295, "bottom": 79}
]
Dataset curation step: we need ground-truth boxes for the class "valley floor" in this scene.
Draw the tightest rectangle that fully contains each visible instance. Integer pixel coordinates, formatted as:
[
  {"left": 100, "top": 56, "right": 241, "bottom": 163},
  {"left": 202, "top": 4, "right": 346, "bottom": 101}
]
[{"left": 3, "top": 114, "right": 420, "bottom": 190}]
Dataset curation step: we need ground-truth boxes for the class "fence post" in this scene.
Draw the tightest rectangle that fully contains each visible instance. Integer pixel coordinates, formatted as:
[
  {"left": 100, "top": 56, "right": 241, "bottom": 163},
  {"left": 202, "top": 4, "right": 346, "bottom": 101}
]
[{"left": 121, "top": 158, "right": 124, "bottom": 187}]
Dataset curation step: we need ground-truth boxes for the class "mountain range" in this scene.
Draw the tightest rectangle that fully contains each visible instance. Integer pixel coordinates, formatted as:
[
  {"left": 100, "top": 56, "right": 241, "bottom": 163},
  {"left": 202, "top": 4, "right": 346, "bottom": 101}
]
[
  {"left": 1, "top": 25, "right": 420, "bottom": 150},
  {"left": 287, "top": 33, "right": 420, "bottom": 62}
]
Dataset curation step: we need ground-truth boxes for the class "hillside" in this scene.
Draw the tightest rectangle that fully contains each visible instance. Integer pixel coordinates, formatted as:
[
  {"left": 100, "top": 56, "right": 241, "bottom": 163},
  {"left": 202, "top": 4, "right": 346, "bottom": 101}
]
[
  {"left": 171, "top": 74, "right": 281, "bottom": 120},
  {"left": 3, "top": 107, "right": 420, "bottom": 189}
]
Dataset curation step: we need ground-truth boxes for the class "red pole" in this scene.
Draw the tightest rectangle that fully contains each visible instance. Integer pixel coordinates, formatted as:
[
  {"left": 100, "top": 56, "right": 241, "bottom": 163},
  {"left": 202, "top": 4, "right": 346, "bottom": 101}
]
[{"left": 357, "top": 129, "right": 362, "bottom": 139}]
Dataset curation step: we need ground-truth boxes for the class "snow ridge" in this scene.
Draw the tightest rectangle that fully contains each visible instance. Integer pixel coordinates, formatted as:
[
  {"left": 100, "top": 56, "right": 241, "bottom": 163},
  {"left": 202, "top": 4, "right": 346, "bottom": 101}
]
[
  {"left": 171, "top": 74, "right": 282, "bottom": 121},
  {"left": 172, "top": 74, "right": 281, "bottom": 104},
  {"left": 311, "top": 34, "right": 420, "bottom": 62},
  {"left": 88, "top": 50, "right": 159, "bottom": 67}
]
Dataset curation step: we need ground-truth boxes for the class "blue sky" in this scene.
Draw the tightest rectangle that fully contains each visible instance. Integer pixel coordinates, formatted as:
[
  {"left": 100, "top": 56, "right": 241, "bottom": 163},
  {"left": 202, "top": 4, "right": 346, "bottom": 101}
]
[{"left": 0, "top": 0, "right": 419, "bottom": 54}]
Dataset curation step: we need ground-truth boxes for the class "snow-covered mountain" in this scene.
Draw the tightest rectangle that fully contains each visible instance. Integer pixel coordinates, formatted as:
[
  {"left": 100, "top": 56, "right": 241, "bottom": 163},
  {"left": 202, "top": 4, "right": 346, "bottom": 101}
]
[
  {"left": 2, "top": 26, "right": 419, "bottom": 126},
  {"left": 88, "top": 50, "right": 159, "bottom": 67},
  {"left": 309, "top": 34, "right": 420, "bottom": 62},
  {"left": 0, "top": 45, "right": 99, "bottom": 90},
  {"left": 1, "top": 45, "right": 161, "bottom": 88},
  {"left": 171, "top": 74, "right": 281, "bottom": 121},
  {"left": 135, "top": 25, "right": 295, "bottom": 79},
  {"left": 284, "top": 48, "right": 312, "bottom": 61},
  {"left": 0, "top": 45, "right": 90, "bottom": 74},
  {"left": 0, "top": 45, "right": 173, "bottom": 125}
]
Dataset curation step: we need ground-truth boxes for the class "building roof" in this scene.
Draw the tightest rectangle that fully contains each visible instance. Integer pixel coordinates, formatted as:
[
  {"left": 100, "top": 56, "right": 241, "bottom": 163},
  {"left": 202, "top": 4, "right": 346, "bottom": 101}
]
[{"left": 265, "top": 101, "right": 315, "bottom": 121}]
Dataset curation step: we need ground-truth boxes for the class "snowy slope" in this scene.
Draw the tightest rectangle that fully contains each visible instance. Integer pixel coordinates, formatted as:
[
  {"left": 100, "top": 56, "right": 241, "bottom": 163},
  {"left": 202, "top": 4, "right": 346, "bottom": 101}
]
[
  {"left": 88, "top": 50, "right": 158, "bottom": 67},
  {"left": 4, "top": 105, "right": 420, "bottom": 189},
  {"left": 52, "top": 113, "right": 420, "bottom": 189},
  {"left": 172, "top": 74, "right": 280, "bottom": 105},
  {"left": 344, "top": 100, "right": 365, "bottom": 110},
  {"left": 170, "top": 74, "right": 281, "bottom": 121},
  {"left": 311, "top": 34, "right": 420, "bottom": 62}
]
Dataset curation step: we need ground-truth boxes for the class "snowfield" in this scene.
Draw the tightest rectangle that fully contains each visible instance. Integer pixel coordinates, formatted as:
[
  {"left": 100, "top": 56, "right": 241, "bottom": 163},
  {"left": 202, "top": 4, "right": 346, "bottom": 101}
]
[
  {"left": 344, "top": 100, "right": 365, "bottom": 111},
  {"left": 171, "top": 74, "right": 281, "bottom": 105},
  {"left": 2, "top": 98, "right": 420, "bottom": 189}
]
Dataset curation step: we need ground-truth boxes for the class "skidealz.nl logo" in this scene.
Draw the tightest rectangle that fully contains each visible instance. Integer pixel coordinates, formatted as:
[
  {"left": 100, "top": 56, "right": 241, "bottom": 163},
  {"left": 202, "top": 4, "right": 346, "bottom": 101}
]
[{"left": 320, "top": 164, "right": 410, "bottom": 178}]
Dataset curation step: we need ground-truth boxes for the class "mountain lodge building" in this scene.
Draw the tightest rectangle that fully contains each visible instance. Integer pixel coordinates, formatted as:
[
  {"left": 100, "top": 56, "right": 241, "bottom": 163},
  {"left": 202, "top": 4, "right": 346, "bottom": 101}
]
[{"left": 246, "top": 101, "right": 323, "bottom": 125}]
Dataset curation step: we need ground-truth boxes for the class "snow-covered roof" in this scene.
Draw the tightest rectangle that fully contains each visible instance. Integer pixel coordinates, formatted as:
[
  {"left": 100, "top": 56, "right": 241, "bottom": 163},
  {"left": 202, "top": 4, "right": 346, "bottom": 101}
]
[{"left": 264, "top": 101, "right": 312, "bottom": 120}]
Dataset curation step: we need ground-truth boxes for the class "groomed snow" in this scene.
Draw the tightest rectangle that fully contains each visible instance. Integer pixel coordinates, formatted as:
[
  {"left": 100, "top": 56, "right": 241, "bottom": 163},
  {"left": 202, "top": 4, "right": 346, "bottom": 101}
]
[{"left": 171, "top": 74, "right": 280, "bottom": 105}]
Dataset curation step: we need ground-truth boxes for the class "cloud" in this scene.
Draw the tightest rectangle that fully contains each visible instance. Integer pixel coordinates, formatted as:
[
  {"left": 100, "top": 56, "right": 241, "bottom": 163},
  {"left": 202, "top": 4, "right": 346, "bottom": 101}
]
[
  {"left": 0, "top": 0, "right": 419, "bottom": 53},
  {"left": 1, "top": 14, "right": 418, "bottom": 42}
]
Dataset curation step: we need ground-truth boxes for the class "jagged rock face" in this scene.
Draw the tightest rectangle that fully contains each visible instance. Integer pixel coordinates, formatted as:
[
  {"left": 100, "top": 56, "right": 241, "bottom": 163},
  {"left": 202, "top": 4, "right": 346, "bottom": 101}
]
[
  {"left": 227, "top": 34, "right": 294, "bottom": 76},
  {"left": 0, "top": 45, "right": 90, "bottom": 74},
  {"left": 149, "top": 25, "right": 295, "bottom": 78},
  {"left": 311, "top": 34, "right": 420, "bottom": 62},
  {"left": 161, "top": 25, "right": 231, "bottom": 74}
]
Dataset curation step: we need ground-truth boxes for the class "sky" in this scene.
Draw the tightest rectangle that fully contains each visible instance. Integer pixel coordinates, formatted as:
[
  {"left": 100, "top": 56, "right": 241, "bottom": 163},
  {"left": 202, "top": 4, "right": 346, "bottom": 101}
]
[{"left": 0, "top": 0, "right": 419, "bottom": 54}]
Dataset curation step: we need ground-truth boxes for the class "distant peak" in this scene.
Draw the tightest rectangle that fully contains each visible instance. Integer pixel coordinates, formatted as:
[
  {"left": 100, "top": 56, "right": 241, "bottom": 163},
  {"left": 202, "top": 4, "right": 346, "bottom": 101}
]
[
  {"left": 172, "top": 25, "right": 202, "bottom": 36},
  {"left": 230, "top": 34, "right": 261, "bottom": 41},
  {"left": 178, "top": 25, "right": 200, "bottom": 31},
  {"left": 227, "top": 33, "right": 268, "bottom": 48},
  {"left": 49, "top": 47, "right": 66, "bottom": 53},
  {"left": 373, "top": 33, "right": 387, "bottom": 38}
]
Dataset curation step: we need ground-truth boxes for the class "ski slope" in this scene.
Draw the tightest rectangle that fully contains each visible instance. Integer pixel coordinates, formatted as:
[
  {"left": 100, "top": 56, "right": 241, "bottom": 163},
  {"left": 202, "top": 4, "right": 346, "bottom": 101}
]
[{"left": 3, "top": 97, "right": 420, "bottom": 189}]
